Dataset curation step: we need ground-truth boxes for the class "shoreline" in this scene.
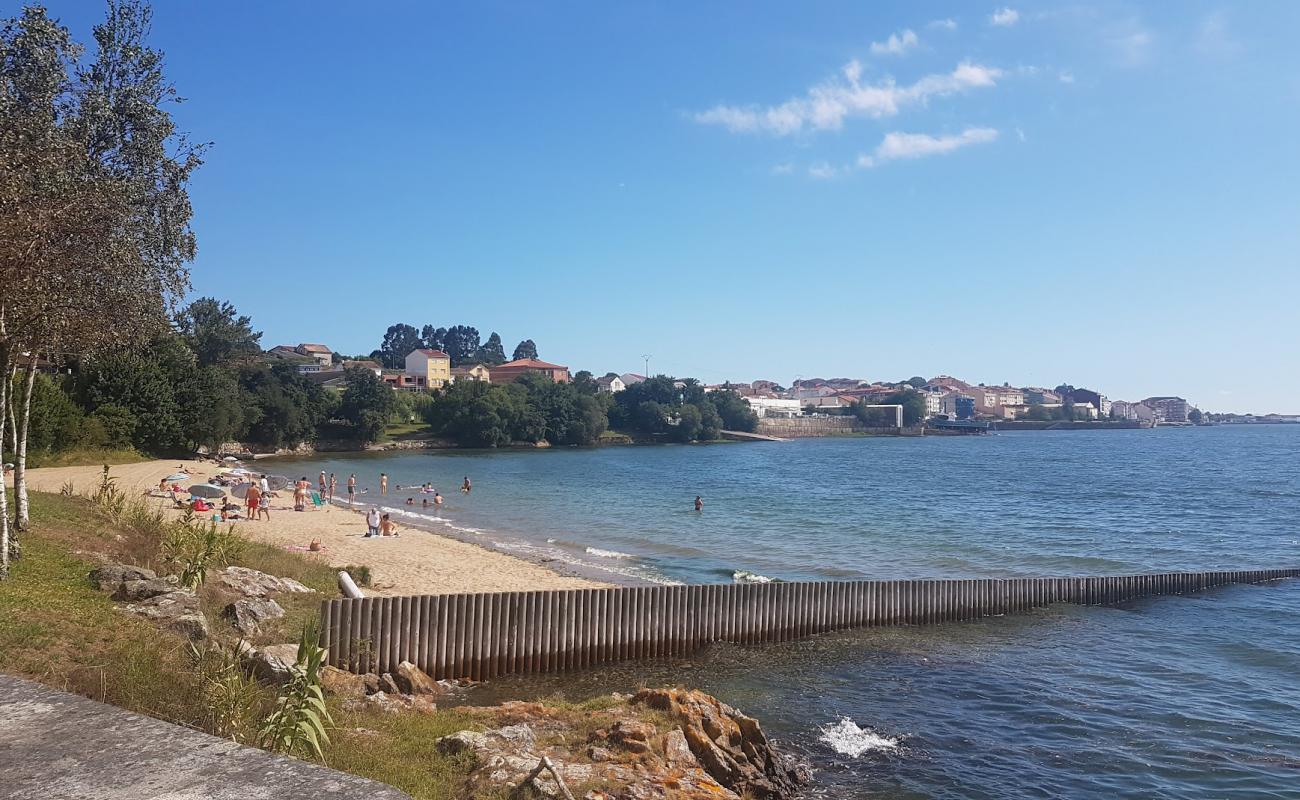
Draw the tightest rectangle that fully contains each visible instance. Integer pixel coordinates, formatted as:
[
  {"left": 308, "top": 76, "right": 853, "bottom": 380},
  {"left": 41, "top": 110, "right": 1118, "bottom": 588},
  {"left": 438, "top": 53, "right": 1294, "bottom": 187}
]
[{"left": 18, "top": 459, "right": 611, "bottom": 596}]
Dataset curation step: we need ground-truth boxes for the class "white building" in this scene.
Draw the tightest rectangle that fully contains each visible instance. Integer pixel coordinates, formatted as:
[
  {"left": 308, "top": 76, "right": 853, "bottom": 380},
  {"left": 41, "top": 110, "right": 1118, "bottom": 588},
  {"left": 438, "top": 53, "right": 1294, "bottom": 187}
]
[
  {"left": 744, "top": 397, "right": 803, "bottom": 418},
  {"left": 919, "top": 387, "right": 944, "bottom": 419},
  {"left": 596, "top": 375, "right": 626, "bottom": 393}
]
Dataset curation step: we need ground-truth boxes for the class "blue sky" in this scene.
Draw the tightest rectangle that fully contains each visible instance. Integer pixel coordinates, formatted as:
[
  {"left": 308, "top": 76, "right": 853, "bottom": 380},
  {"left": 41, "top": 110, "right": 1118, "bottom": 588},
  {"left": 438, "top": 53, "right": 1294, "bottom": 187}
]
[{"left": 48, "top": 1, "right": 1300, "bottom": 412}]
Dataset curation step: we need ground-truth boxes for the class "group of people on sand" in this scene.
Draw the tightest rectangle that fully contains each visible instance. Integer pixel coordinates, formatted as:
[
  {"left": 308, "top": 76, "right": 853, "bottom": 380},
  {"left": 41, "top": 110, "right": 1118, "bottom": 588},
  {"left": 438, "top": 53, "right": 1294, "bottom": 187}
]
[{"left": 364, "top": 506, "right": 397, "bottom": 538}]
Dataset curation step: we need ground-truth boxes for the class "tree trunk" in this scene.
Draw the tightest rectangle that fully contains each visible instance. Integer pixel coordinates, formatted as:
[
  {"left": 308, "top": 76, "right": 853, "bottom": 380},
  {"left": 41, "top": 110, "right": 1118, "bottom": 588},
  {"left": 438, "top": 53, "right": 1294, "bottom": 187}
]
[
  {"left": 13, "top": 355, "right": 37, "bottom": 539},
  {"left": 0, "top": 341, "right": 11, "bottom": 580},
  {"left": 4, "top": 364, "right": 14, "bottom": 454}
]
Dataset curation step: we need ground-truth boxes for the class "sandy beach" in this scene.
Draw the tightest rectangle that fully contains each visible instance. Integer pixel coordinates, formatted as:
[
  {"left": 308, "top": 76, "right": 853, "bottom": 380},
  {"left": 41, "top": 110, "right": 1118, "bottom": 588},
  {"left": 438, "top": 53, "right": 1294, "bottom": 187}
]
[{"left": 20, "top": 459, "right": 608, "bottom": 596}]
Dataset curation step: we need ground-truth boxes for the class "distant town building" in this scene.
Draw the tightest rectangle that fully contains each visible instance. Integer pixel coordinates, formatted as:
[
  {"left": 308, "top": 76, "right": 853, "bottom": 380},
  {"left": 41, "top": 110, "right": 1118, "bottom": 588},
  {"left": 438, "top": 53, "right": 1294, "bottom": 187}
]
[
  {"left": 1111, "top": 400, "right": 1155, "bottom": 423},
  {"left": 620, "top": 373, "right": 647, "bottom": 387},
  {"left": 751, "top": 379, "right": 782, "bottom": 395},
  {"left": 919, "top": 387, "right": 944, "bottom": 418},
  {"left": 968, "top": 385, "right": 1024, "bottom": 415},
  {"left": 1067, "top": 388, "right": 1111, "bottom": 417},
  {"left": 744, "top": 397, "right": 802, "bottom": 418},
  {"left": 451, "top": 364, "right": 491, "bottom": 383},
  {"left": 404, "top": 349, "right": 452, "bottom": 390},
  {"left": 293, "top": 343, "right": 334, "bottom": 369},
  {"left": 382, "top": 371, "right": 426, "bottom": 392},
  {"left": 491, "top": 358, "right": 571, "bottom": 384},
  {"left": 266, "top": 345, "right": 326, "bottom": 373},
  {"left": 595, "top": 375, "right": 626, "bottom": 393},
  {"left": 1022, "top": 387, "right": 1062, "bottom": 405},
  {"left": 1142, "top": 396, "right": 1189, "bottom": 423},
  {"left": 342, "top": 360, "right": 383, "bottom": 376},
  {"left": 928, "top": 375, "right": 971, "bottom": 391}
]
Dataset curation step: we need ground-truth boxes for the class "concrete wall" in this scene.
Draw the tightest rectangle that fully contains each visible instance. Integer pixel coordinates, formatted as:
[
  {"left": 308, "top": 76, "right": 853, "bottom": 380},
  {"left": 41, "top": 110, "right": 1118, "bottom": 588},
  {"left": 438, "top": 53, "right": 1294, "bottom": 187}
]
[
  {"left": 757, "top": 417, "right": 897, "bottom": 437},
  {"left": 321, "top": 569, "right": 1299, "bottom": 681}
]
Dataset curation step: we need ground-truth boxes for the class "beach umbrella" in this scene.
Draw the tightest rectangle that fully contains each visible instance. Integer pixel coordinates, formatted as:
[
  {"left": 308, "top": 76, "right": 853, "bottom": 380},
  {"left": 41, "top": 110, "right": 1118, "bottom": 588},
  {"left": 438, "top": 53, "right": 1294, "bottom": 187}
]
[
  {"left": 227, "top": 467, "right": 252, "bottom": 476},
  {"left": 164, "top": 473, "right": 190, "bottom": 482},
  {"left": 222, "top": 456, "right": 239, "bottom": 462},
  {"left": 266, "top": 475, "right": 291, "bottom": 491},
  {"left": 231, "top": 482, "right": 252, "bottom": 499},
  {"left": 188, "top": 483, "right": 225, "bottom": 499}
]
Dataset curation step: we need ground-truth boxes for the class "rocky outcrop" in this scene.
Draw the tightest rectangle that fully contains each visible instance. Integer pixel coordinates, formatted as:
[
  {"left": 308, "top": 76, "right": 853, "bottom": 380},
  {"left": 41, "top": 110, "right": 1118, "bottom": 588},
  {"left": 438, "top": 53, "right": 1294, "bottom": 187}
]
[
  {"left": 222, "top": 597, "right": 286, "bottom": 636},
  {"left": 218, "top": 566, "right": 313, "bottom": 598},
  {"left": 631, "top": 688, "right": 808, "bottom": 800},
  {"left": 239, "top": 642, "right": 299, "bottom": 685},
  {"left": 90, "top": 563, "right": 156, "bottom": 593},
  {"left": 434, "top": 689, "right": 807, "bottom": 800},
  {"left": 122, "top": 591, "right": 208, "bottom": 642},
  {"left": 319, "top": 666, "right": 367, "bottom": 700},
  {"left": 391, "top": 661, "right": 441, "bottom": 697}
]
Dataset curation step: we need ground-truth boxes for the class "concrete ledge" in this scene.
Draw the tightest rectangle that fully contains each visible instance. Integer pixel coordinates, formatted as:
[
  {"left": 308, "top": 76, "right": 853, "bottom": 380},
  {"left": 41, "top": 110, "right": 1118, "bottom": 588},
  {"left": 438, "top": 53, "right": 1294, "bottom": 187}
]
[{"left": 0, "top": 673, "right": 412, "bottom": 800}]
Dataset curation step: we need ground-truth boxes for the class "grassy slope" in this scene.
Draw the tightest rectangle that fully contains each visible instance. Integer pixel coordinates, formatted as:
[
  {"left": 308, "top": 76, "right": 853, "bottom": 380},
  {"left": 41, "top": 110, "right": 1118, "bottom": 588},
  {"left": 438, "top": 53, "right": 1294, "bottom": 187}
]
[{"left": 0, "top": 491, "right": 647, "bottom": 799}]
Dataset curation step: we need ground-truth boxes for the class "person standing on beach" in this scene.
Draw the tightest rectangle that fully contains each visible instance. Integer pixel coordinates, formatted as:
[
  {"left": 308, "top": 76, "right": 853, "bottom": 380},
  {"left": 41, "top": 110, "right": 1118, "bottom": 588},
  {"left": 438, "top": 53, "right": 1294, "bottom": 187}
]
[
  {"left": 328, "top": 473, "right": 337, "bottom": 500},
  {"left": 461, "top": 476, "right": 471, "bottom": 494},
  {"left": 318, "top": 471, "right": 327, "bottom": 498},
  {"left": 259, "top": 474, "right": 270, "bottom": 497},
  {"left": 347, "top": 474, "right": 356, "bottom": 503},
  {"left": 365, "top": 507, "right": 380, "bottom": 538},
  {"left": 245, "top": 483, "right": 261, "bottom": 520},
  {"left": 694, "top": 495, "right": 703, "bottom": 512},
  {"left": 380, "top": 473, "right": 388, "bottom": 496}
]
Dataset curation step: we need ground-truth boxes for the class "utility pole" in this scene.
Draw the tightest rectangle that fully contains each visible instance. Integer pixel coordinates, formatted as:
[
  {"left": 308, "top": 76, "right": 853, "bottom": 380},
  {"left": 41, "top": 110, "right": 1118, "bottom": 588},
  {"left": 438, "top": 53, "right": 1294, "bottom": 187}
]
[{"left": 642, "top": 354, "right": 651, "bottom": 378}]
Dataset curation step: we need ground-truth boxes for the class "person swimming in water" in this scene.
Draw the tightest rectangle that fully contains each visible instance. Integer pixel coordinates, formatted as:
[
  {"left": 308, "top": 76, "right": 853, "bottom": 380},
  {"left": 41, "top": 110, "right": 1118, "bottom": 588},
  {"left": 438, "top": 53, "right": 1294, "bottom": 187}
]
[
  {"left": 462, "top": 476, "right": 471, "bottom": 493},
  {"left": 405, "top": 497, "right": 414, "bottom": 505},
  {"left": 434, "top": 491, "right": 443, "bottom": 507},
  {"left": 694, "top": 495, "right": 703, "bottom": 512}
]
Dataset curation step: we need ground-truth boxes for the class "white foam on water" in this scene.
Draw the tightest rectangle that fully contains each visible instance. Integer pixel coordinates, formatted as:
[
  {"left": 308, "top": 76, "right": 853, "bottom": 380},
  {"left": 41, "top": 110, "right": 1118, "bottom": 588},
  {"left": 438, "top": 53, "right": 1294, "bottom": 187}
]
[
  {"left": 586, "top": 547, "right": 635, "bottom": 559},
  {"left": 733, "top": 570, "right": 774, "bottom": 584},
  {"left": 818, "top": 718, "right": 901, "bottom": 758}
]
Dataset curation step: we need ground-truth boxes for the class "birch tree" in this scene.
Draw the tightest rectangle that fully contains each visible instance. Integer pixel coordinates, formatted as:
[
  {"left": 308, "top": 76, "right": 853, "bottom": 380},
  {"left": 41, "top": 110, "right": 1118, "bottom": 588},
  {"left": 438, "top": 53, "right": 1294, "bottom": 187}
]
[{"left": 0, "top": 1, "right": 201, "bottom": 573}]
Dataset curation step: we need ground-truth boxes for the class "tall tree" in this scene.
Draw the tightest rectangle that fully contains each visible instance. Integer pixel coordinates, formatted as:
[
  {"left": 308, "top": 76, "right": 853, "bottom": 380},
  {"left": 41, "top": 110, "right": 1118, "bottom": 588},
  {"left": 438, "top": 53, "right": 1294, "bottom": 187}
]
[
  {"left": 0, "top": 1, "right": 201, "bottom": 568},
  {"left": 420, "top": 324, "right": 446, "bottom": 352},
  {"left": 474, "top": 331, "right": 506, "bottom": 365},
  {"left": 442, "top": 324, "right": 480, "bottom": 366},
  {"left": 379, "top": 323, "right": 422, "bottom": 368},
  {"left": 338, "top": 366, "right": 395, "bottom": 442},
  {"left": 173, "top": 297, "right": 261, "bottom": 366},
  {"left": 512, "top": 339, "right": 538, "bottom": 361}
]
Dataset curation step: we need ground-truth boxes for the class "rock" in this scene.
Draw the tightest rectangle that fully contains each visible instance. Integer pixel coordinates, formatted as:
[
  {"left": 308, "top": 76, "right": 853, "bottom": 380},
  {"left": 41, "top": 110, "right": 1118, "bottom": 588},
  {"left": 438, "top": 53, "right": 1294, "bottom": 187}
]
[
  {"left": 662, "top": 729, "right": 695, "bottom": 766},
  {"left": 168, "top": 614, "right": 210, "bottom": 642},
  {"left": 587, "top": 745, "right": 614, "bottom": 762},
  {"left": 123, "top": 590, "right": 199, "bottom": 622},
  {"left": 90, "top": 563, "right": 156, "bottom": 592},
  {"left": 631, "top": 688, "right": 807, "bottom": 800},
  {"left": 378, "top": 673, "right": 402, "bottom": 696},
  {"left": 352, "top": 691, "right": 437, "bottom": 715},
  {"left": 362, "top": 672, "right": 382, "bottom": 695},
  {"left": 222, "top": 597, "right": 285, "bottom": 636},
  {"left": 114, "top": 576, "right": 181, "bottom": 601},
  {"left": 609, "top": 719, "right": 655, "bottom": 753},
  {"left": 392, "top": 661, "right": 441, "bottom": 696},
  {"left": 320, "top": 666, "right": 367, "bottom": 700},
  {"left": 239, "top": 642, "right": 299, "bottom": 685},
  {"left": 218, "top": 566, "right": 313, "bottom": 598}
]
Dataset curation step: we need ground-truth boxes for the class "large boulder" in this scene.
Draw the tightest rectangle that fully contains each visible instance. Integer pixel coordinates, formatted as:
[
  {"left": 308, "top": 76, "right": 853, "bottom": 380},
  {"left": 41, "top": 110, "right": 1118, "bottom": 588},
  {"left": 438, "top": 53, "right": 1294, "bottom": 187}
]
[
  {"left": 113, "top": 576, "right": 180, "bottom": 601},
  {"left": 122, "top": 590, "right": 208, "bottom": 642},
  {"left": 392, "top": 661, "right": 442, "bottom": 697},
  {"left": 320, "top": 666, "right": 367, "bottom": 700},
  {"left": 343, "top": 691, "right": 438, "bottom": 715},
  {"left": 218, "top": 566, "right": 313, "bottom": 598},
  {"left": 90, "top": 563, "right": 156, "bottom": 593},
  {"left": 222, "top": 597, "right": 286, "bottom": 636},
  {"left": 630, "top": 688, "right": 808, "bottom": 800}
]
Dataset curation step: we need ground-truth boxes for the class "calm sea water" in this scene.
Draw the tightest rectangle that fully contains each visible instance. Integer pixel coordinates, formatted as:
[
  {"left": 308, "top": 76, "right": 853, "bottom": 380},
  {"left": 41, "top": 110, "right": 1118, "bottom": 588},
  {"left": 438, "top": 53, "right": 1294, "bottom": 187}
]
[{"left": 274, "top": 426, "right": 1300, "bottom": 798}]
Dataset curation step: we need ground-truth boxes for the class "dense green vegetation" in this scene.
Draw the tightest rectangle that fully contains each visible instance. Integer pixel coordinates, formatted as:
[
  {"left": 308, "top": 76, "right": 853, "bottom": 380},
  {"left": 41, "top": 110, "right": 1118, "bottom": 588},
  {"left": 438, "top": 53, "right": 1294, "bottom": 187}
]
[{"left": 851, "top": 388, "right": 927, "bottom": 427}]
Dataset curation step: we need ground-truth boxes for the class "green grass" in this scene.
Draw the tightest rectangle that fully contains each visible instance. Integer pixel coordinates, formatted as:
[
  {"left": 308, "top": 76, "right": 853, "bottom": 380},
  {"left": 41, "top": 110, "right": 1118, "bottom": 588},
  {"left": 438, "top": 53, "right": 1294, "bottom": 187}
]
[
  {"left": 27, "top": 447, "right": 148, "bottom": 469},
  {"left": 378, "top": 421, "right": 436, "bottom": 442}
]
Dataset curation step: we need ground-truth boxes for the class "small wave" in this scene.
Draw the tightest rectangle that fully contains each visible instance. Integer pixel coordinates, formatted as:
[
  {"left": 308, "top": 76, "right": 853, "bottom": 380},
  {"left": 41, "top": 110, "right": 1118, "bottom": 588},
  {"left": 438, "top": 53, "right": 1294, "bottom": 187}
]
[
  {"left": 586, "top": 547, "right": 635, "bottom": 559},
  {"left": 818, "top": 718, "right": 901, "bottom": 758},
  {"left": 733, "top": 570, "right": 774, "bottom": 584}
]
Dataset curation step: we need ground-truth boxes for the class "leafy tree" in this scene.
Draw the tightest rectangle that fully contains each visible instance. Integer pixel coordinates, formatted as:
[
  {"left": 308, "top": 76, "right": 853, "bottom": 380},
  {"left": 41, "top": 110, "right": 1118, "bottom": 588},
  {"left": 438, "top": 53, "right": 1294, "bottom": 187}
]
[
  {"left": 420, "top": 325, "right": 446, "bottom": 352},
  {"left": 697, "top": 402, "right": 723, "bottom": 441},
  {"left": 906, "top": 376, "right": 926, "bottom": 388},
  {"left": 633, "top": 401, "right": 667, "bottom": 434},
  {"left": 424, "top": 380, "right": 539, "bottom": 448},
  {"left": 86, "top": 404, "right": 136, "bottom": 449},
  {"left": 338, "top": 366, "right": 395, "bottom": 442},
  {"left": 379, "top": 323, "right": 422, "bottom": 369},
  {"left": 512, "top": 339, "right": 538, "bottom": 361},
  {"left": 173, "top": 297, "right": 262, "bottom": 367},
  {"left": 78, "top": 350, "right": 185, "bottom": 453},
  {"left": 1024, "top": 404, "right": 1052, "bottom": 421},
  {"left": 474, "top": 332, "right": 507, "bottom": 365},
  {"left": 1188, "top": 408, "right": 1203, "bottom": 424},
  {"left": 673, "top": 403, "right": 702, "bottom": 443},
  {"left": 174, "top": 365, "right": 245, "bottom": 451},
  {"left": 708, "top": 389, "right": 758, "bottom": 432},
  {"left": 25, "top": 375, "right": 84, "bottom": 453},
  {"left": 571, "top": 370, "right": 598, "bottom": 395},
  {"left": 238, "top": 364, "right": 334, "bottom": 448},
  {"left": 443, "top": 325, "right": 480, "bottom": 366}
]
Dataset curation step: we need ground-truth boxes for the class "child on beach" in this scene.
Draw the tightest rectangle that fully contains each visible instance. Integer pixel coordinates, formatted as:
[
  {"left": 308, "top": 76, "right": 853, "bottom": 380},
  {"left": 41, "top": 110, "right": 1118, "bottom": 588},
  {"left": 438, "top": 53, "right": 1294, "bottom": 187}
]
[{"left": 258, "top": 492, "right": 270, "bottom": 520}]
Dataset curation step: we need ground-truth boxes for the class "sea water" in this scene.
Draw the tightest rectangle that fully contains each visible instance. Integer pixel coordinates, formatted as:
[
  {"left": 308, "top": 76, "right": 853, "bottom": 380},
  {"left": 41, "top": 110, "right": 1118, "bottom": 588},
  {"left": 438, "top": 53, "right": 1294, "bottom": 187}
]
[{"left": 273, "top": 425, "right": 1300, "bottom": 797}]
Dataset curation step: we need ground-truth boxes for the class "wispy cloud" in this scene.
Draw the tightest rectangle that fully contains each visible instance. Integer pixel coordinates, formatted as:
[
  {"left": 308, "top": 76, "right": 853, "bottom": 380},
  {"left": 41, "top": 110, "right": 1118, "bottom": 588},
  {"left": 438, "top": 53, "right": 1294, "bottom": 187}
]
[
  {"left": 1195, "top": 11, "right": 1242, "bottom": 58},
  {"left": 928, "top": 18, "right": 958, "bottom": 31},
  {"left": 990, "top": 7, "right": 1020, "bottom": 27},
  {"left": 770, "top": 163, "right": 795, "bottom": 176},
  {"left": 694, "top": 61, "right": 1004, "bottom": 136},
  {"left": 858, "top": 127, "right": 999, "bottom": 168},
  {"left": 808, "top": 162, "right": 840, "bottom": 180},
  {"left": 870, "top": 29, "right": 919, "bottom": 57},
  {"left": 1058, "top": 70, "right": 1075, "bottom": 84}
]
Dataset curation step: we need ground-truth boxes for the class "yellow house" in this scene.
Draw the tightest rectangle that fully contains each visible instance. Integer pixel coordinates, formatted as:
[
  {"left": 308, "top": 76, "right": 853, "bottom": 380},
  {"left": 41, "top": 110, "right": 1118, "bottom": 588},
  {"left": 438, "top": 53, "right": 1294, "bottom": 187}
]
[
  {"left": 451, "top": 363, "right": 492, "bottom": 383},
  {"left": 404, "top": 348, "right": 452, "bottom": 389}
]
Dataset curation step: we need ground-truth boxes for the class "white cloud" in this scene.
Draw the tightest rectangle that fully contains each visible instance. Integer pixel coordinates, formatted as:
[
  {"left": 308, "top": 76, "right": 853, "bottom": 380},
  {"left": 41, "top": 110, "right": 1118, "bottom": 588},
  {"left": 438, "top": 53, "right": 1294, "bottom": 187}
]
[
  {"left": 990, "top": 7, "right": 1020, "bottom": 27},
  {"left": 1015, "top": 127, "right": 1026, "bottom": 142},
  {"left": 770, "top": 163, "right": 795, "bottom": 176},
  {"left": 870, "top": 29, "right": 919, "bottom": 56},
  {"left": 1111, "top": 30, "right": 1152, "bottom": 65},
  {"left": 808, "top": 161, "right": 840, "bottom": 179},
  {"left": 694, "top": 61, "right": 1004, "bottom": 136},
  {"left": 1058, "top": 70, "right": 1075, "bottom": 84},
  {"left": 928, "top": 18, "right": 958, "bottom": 31},
  {"left": 859, "top": 127, "right": 999, "bottom": 167}
]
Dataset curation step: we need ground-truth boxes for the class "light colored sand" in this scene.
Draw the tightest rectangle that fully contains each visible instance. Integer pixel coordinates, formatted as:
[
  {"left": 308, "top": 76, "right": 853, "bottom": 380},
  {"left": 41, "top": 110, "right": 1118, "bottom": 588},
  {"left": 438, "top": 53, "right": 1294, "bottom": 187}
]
[{"left": 19, "top": 459, "right": 608, "bottom": 596}]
